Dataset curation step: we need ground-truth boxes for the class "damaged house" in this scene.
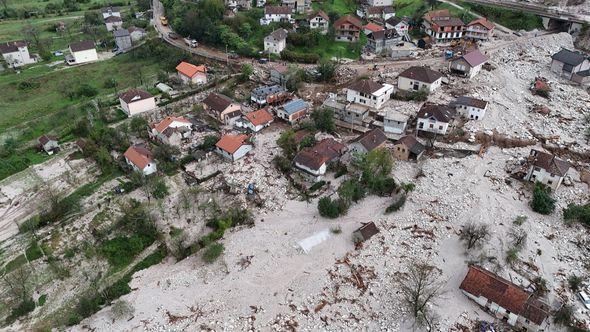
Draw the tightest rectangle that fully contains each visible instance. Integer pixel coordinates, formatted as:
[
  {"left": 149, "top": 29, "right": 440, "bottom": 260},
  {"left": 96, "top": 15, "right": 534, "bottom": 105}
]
[
  {"left": 451, "top": 96, "right": 488, "bottom": 120},
  {"left": 449, "top": 49, "right": 488, "bottom": 78},
  {"left": 366, "top": 28, "right": 403, "bottom": 55},
  {"left": 346, "top": 79, "right": 394, "bottom": 109},
  {"left": 392, "top": 135, "right": 425, "bottom": 161},
  {"left": 416, "top": 103, "right": 455, "bottom": 135},
  {"left": 215, "top": 134, "right": 253, "bottom": 161},
  {"left": 524, "top": 149, "right": 570, "bottom": 190},
  {"left": 294, "top": 138, "right": 347, "bottom": 181},
  {"left": 150, "top": 116, "right": 193, "bottom": 146},
  {"left": 348, "top": 128, "right": 387, "bottom": 154},
  {"left": 277, "top": 99, "right": 310, "bottom": 124},
  {"left": 203, "top": 92, "right": 242, "bottom": 125},
  {"left": 250, "top": 85, "right": 288, "bottom": 105},
  {"left": 550, "top": 48, "right": 590, "bottom": 84}
]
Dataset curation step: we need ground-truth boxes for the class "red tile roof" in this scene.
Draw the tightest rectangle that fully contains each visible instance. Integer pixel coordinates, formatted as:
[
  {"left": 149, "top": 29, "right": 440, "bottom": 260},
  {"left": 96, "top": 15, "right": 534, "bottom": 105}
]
[
  {"left": 216, "top": 134, "right": 249, "bottom": 154},
  {"left": 294, "top": 138, "right": 347, "bottom": 171},
  {"left": 363, "top": 22, "right": 384, "bottom": 32},
  {"left": 245, "top": 108, "right": 273, "bottom": 127},
  {"left": 334, "top": 15, "right": 362, "bottom": 29},
  {"left": 124, "top": 145, "right": 154, "bottom": 170},
  {"left": 153, "top": 116, "right": 191, "bottom": 134},
  {"left": 468, "top": 18, "right": 495, "bottom": 30},
  {"left": 176, "top": 61, "right": 206, "bottom": 78}
]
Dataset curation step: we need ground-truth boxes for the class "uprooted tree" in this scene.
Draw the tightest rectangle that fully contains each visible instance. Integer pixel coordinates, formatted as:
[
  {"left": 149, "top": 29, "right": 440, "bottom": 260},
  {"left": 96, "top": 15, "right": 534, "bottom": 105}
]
[
  {"left": 398, "top": 262, "right": 444, "bottom": 330},
  {"left": 459, "top": 222, "right": 490, "bottom": 250}
]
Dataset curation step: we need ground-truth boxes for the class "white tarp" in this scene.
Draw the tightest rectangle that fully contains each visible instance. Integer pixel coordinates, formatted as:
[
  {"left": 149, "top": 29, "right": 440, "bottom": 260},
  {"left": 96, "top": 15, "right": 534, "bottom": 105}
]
[{"left": 296, "top": 229, "right": 331, "bottom": 253}]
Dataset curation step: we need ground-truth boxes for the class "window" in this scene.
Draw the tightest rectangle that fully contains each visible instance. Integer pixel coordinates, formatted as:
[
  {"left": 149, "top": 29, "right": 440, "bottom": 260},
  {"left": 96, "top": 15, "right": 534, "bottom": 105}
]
[
  {"left": 429, "top": 124, "right": 434, "bottom": 128},
  {"left": 438, "top": 125, "right": 443, "bottom": 130}
]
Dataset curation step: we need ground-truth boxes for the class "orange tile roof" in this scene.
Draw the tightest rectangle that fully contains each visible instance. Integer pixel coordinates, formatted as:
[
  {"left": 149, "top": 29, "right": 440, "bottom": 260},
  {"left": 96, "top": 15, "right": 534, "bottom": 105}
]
[
  {"left": 124, "top": 145, "right": 153, "bottom": 170},
  {"left": 153, "top": 116, "right": 191, "bottom": 134},
  {"left": 176, "top": 61, "right": 206, "bottom": 78},
  {"left": 245, "top": 108, "right": 273, "bottom": 127},
  {"left": 363, "top": 22, "right": 384, "bottom": 32},
  {"left": 468, "top": 18, "right": 495, "bottom": 30},
  {"left": 216, "top": 134, "right": 249, "bottom": 154}
]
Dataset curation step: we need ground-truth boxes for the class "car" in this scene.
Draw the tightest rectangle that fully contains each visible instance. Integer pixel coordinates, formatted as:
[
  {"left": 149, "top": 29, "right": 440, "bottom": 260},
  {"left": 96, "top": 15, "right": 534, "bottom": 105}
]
[
  {"left": 168, "top": 32, "right": 180, "bottom": 39},
  {"left": 160, "top": 16, "right": 168, "bottom": 26},
  {"left": 579, "top": 291, "right": 590, "bottom": 310},
  {"left": 258, "top": 58, "right": 269, "bottom": 64},
  {"left": 53, "top": 50, "right": 63, "bottom": 56}
]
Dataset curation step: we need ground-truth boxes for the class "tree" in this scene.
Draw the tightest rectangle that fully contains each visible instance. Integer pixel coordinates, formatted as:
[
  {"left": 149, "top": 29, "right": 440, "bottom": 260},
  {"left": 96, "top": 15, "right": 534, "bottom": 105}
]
[
  {"left": 338, "top": 179, "right": 365, "bottom": 204},
  {"left": 530, "top": 182, "right": 555, "bottom": 215},
  {"left": 508, "top": 227, "right": 527, "bottom": 250},
  {"left": 203, "top": 243, "right": 224, "bottom": 263},
  {"left": 277, "top": 129, "right": 298, "bottom": 158},
  {"left": 354, "top": 148, "right": 396, "bottom": 195},
  {"left": 317, "top": 196, "right": 346, "bottom": 218},
  {"left": 21, "top": 24, "right": 40, "bottom": 47},
  {"left": 2, "top": 265, "right": 32, "bottom": 303},
  {"left": 311, "top": 108, "right": 335, "bottom": 133},
  {"left": 199, "top": 135, "right": 220, "bottom": 151},
  {"left": 129, "top": 117, "right": 149, "bottom": 138},
  {"left": 83, "top": 11, "right": 101, "bottom": 26},
  {"left": 459, "top": 223, "right": 489, "bottom": 250},
  {"left": 0, "top": 0, "right": 8, "bottom": 11},
  {"left": 316, "top": 60, "right": 338, "bottom": 82},
  {"left": 563, "top": 202, "right": 590, "bottom": 227},
  {"left": 239, "top": 64, "right": 253, "bottom": 82},
  {"left": 398, "top": 262, "right": 444, "bottom": 330}
]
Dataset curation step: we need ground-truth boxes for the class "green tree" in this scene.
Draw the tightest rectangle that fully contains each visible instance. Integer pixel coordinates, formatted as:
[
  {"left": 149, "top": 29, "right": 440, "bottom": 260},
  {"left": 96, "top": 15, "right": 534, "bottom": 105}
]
[
  {"left": 318, "top": 196, "right": 344, "bottom": 218},
  {"left": 239, "top": 64, "right": 253, "bottom": 82},
  {"left": 338, "top": 179, "right": 365, "bottom": 204},
  {"left": 530, "top": 182, "right": 555, "bottom": 215},
  {"left": 129, "top": 117, "right": 148, "bottom": 138},
  {"left": 354, "top": 148, "right": 396, "bottom": 196},
  {"left": 277, "top": 129, "right": 298, "bottom": 158},
  {"left": 311, "top": 108, "right": 335, "bottom": 133},
  {"left": 151, "top": 178, "right": 169, "bottom": 199},
  {"left": 203, "top": 243, "right": 224, "bottom": 263},
  {"left": 239, "top": 22, "right": 252, "bottom": 38},
  {"left": 316, "top": 60, "right": 338, "bottom": 82}
]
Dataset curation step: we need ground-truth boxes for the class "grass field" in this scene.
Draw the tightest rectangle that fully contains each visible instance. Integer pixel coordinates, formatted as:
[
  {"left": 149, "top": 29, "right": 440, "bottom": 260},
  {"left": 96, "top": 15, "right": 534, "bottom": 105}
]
[
  {"left": 291, "top": 33, "right": 366, "bottom": 60},
  {"left": 5, "top": 0, "right": 122, "bottom": 11},
  {"left": 312, "top": 0, "right": 356, "bottom": 16}
]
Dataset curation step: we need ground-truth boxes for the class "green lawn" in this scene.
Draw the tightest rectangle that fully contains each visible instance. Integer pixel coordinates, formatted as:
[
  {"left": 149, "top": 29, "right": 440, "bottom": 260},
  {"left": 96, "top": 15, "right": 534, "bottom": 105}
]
[
  {"left": 5, "top": 0, "right": 125, "bottom": 11},
  {"left": 312, "top": 0, "right": 356, "bottom": 16}
]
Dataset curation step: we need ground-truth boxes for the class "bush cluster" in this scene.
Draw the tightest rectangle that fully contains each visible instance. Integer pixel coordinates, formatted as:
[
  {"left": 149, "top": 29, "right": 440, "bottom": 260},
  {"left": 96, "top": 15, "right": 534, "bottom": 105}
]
[{"left": 530, "top": 182, "right": 555, "bottom": 215}]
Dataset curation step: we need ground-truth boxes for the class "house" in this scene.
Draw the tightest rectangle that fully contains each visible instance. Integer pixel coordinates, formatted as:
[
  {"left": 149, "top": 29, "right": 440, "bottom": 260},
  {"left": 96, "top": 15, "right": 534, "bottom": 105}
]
[
  {"left": 119, "top": 89, "right": 157, "bottom": 117},
  {"left": 349, "top": 128, "right": 387, "bottom": 154},
  {"left": 422, "top": 9, "right": 464, "bottom": 43},
  {"left": 465, "top": 18, "right": 495, "bottom": 41},
  {"left": 269, "top": 64, "right": 291, "bottom": 85},
  {"left": 416, "top": 103, "right": 455, "bottom": 135},
  {"left": 363, "top": 5, "right": 395, "bottom": 20},
  {"left": 67, "top": 40, "right": 98, "bottom": 65},
  {"left": 309, "top": 10, "right": 329, "bottom": 34},
  {"left": 346, "top": 79, "right": 394, "bottom": 109},
  {"left": 363, "top": 22, "right": 385, "bottom": 36},
  {"left": 202, "top": 92, "right": 242, "bottom": 125},
  {"left": 326, "top": 99, "right": 371, "bottom": 127},
  {"left": 0, "top": 41, "right": 36, "bottom": 68},
  {"left": 264, "top": 29, "right": 288, "bottom": 55},
  {"left": 150, "top": 116, "right": 193, "bottom": 146},
  {"left": 176, "top": 61, "right": 207, "bottom": 85},
  {"left": 365, "top": 0, "right": 393, "bottom": 7},
  {"left": 128, "top": 26, "right": 147, "bottom": 42},
  {"left": 452, "top": 96, "right": 488, "bottom": 120},
  {"left": 124, "top": 145, "right": 157, "bottom": 175},
  {"left": 277, "top": 99, "right": 310, "bottom": 123},
  {"left": 101, "top": 6, "right": 121, "bottom": 19},
  {"left": 261, "top": 6, "right": 292, "bottom": 25},
  {"left": 392, "top": 135, "right": 425, "bottom": 160},
  {"left": 239, "top": 108, "right": 274, "bottom": 132},
  {"left": 449, "top": 49, "right": 488, "bottom": 78},
  {"left": 352, "top": 222, "right": 380, "bottom": 243},
  {"left": 524, "top": 149, "right": 570, "bottom": 190},
  {"left": 105, "top": 16, "right": 123, "bottom": 31},
  {"left": 114, "top": 29, "right": 132, "bottom": 51},
  {"left": 382, "top": 110, "right": 408, "bottom": 134},
  {"left": 385, "top": 16, "right": 410, "bottom": 35},
  {"left": 367, "top": 28, "right": 402, "bottom": 54},
  {"left": 460, "top": 265, "right": 550, "bottom": 331},
  {"left": 294, "top": 138, "right": 347, "bottom": 180},
  {"left": 397, "top": 66, "right": 443, "bottom": 93},
  {"left": 550, "top": 48, "right": 590, "bottom": 84},
  {"left": 215, "top": 134, "right": 252, "bottom": 161},
  {"left": 38, "top": 135, "right": 59, "bottom": 155},
  {"left": 334, "top": 15, "right": 363, "bottom": 42},
  {"left": 295, "top": 0, "right": 311, "bottom": 13},
  {"left": 250, "top": 85, "right": 288, "bottom": 105}
]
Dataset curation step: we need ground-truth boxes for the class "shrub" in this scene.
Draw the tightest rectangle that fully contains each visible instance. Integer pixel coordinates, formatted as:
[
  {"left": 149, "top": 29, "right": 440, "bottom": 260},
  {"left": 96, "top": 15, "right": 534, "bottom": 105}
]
[
  {"left": 5, "top": 298, "right": 35, "bottom": 324},
  {"left": 532, "top": 276, "right": 548, "bottom": 296},
  {"left": 280, "top": 49, "right": 320, "bottom": 63},
  {"left": 506, "top": 248, "right": 519, "bottom": 265},
  {"left": 25, "top": 241, "right": 43, "bottom": 261},
  {"left": 385, "top": 195, "right": 407, "bottom": 214},
  {"left": 199, "top": 135, "right": 220, "bottom": 151},
  {"left": 311, "top": 108, "right": 335, "bottom": 133},
  {"left": 274, "top": 155, "right": 292, "bottom": 173},
  {"left": 318, "top": 196, "right": 347, "bottom": 218},
  {"left": 563, "top": 202, "right": 590, "bottom": 227},
  {"left": 568, "top": 275, "right": 582, "bottom": 292},
  {"left": 203, "top": 243, "right": 224, "bottom": 263},
  {"left": 513, "top": 215, "right": 527, "bottom": 226},
  {"left": 309, "top": 180, "right": 327, "bottom": 193},
  {"left": 330, "top": 226, "right": 342, "bottom": 234},
  {"left": 553, "top": 305, "right": 573, "bottom": 326},
  {"left": 401, "top": 182, "right": 415, "bottom": 193},
  {"left": 338, "top": 179, "right": 365, "bottom": 204},
  {"left": 530, "top": 182, "right": 555, "bottom": 215},
  {"left": 38, "top": 294, "right": 47, "bottom": 306},
  {"left": 151, "top": 178, "right": 169, "bottom": 199}
]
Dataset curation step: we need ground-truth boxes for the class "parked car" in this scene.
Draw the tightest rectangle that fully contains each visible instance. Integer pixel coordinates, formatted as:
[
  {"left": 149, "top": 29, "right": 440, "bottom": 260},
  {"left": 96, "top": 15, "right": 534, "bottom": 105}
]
[
  {"left": 160, "top": 16, "right": 168, "bottom": 26},
  {"left": 53, "top": 50, "right": 63, "bottom": 56},
  {"left": 168, "top": 32, "right": 180, "bottom": 39},
  {"left": 184, "top": 37, "right": 198, "bottom": 47},
  {"left": 579, "top": 291, "right": 590, "bottom": 310},
  {"left": 258, "top": 58, "right": 268, "bottom": 64}
]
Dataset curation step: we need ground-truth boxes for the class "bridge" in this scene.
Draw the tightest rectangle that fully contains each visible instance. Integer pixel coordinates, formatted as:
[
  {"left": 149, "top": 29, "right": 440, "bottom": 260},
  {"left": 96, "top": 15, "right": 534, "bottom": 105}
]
[{"left": 455, "top": 0, "right": 590, "bottom": 33}]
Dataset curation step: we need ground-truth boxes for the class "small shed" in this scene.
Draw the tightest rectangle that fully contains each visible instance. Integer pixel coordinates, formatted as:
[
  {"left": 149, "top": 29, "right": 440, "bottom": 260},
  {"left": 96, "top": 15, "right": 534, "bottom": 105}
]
[
  {"left": 352, "top": 222, "right": 379, "bottom": 243},
  {"left": 38, "top": 135, "right": 59, "bottom": 155}
]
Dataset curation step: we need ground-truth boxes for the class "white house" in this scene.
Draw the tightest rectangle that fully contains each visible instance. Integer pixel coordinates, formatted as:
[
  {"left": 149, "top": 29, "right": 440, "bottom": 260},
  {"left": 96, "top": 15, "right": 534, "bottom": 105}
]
[
  {"left": 416, "top": 103, "right": 455, "bottom": 135},
  {"left": 38, "top": 135, "right": 59, "bottom": 155},
  {"left": 0, "top": 41, "right": 37, "bottom": 68},
  {"left": 346, "top": 79, "right": 394, "bottom": 109},
  {"left": 104, "top": 15, "right": 123, "bottom": 31},
  {"left": 449, "top": 49, "right": 488, "bottom": 79},
  {"left": 128, "top": 26, "right": 147, "bottom": 42},
  {"left": 382, "top": 110, "right": 408, "bottom": 135},
  {"left": 119, "top": 89, "right": 157, "bottom": 117},
  {"left": 124, "top": 145, "right": 157, "bottom": 175},
  {"left": 68, "top": 40, "right": 98, "bottom": 65},
  {"left": 264, "top": 29, "right": 288, "bottom": 55},
  {"left": 237, "top": 108, "right": 274, "bottom": 132},
  {"left": 215, "top": 134, "right": 253, "bottom": 161},
  {"left": 308, "top": 10, "right": 329, "bottom": 34},
  {"left": 452, "top": 96, "right": 488, "bottom": 120},
  {"left": 397, "top": 66, "right": 443, "bottom": 93},
  {"left": 293, "top": 138, "right": 347, "bottom": 181},
  {"left": 150, "top": 116, "right": 193, "bottom": 146},
  {"left": 176, "top": 61, "right": 207, "bottom": 85},
  {"left": 385, "top": 16, "right": 410, "bottom": 35},
  {"left": 366, "top": 0, "right": 393, "bottom": 6},
  {"left": 460, "top": 265, "right": 550, "bottom": 332},
  {"left": 101, "top": 6, "right": 121, "bottom": 19},
  {"left": 261, "top": 6, "right": 292, "bottom": 25},
  {"left": 524, "top": 149, "right": 570, "bottom": 190}
]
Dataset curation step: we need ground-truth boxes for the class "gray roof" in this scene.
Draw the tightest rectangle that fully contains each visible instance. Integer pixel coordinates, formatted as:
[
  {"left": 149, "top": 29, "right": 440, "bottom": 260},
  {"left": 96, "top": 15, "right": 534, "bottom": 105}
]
[
  {"left": 282, "top": 99, "right": 309, "bottom": 115},
  {"left": 114, "top": 29, "right": 130, "bottom": 38},
  {"left": 453, "top": 96, "right": 488, "bottom": 109},
  {"left": 460, "top": 49, "right": 488, "bottom": 67},
  {"left": 266, "top": 28, "right": 288, "bottom": 41},
  {"left": 252, "top": 85, "right": 285, "bottom": 99},
  {"left": 552, "top": 48, "right": 588, "bottom": 66},
  {"left": 70, "top": 40, "right": 95, "bottom": 52}
]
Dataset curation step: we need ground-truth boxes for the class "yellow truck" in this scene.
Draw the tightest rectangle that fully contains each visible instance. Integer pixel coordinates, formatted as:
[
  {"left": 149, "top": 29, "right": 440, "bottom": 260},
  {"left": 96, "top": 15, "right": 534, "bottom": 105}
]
[{"left": 160, "top": 16, "right": 168, "bottom": 26}]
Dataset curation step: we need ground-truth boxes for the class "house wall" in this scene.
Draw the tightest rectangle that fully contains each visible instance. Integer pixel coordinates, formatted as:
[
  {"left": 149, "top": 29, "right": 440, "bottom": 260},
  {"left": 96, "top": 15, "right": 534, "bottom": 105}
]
[
  {"left": 277, "top": 108, "right": 308, "bottom": 123},
  {"left": 417, "top": 117, "right": 449, "bottom": 135},
  {"left": 310, "top": 17, "right": 328, "bottom": 34},
  {"left": 42, "top": 141, "right": 59, "bottom": 154},
  {"left": 383, "top": 118, "right": 407, "bottom": 134},
  {"left": 130, "top": 31, "right": 146, "bottom": 42},
  {"left": 179, "top": 71, "right": 207, "bottom": 85},
  {"left": 456, "top": 104, "right": 486, "bottom": 120},
  {"left": 295, "top": 161, "right": 327, "bottom": 176},
  {"left": 264, "top": 37, "right": 286, "bottom": 54},
  {"left": 216, "top": 144, "right": 252, "bottom": 161},
  {"left": 120, "top": 97, "right": 157, "bottom": 117},
  {"left": 247, "top": 120, "right": 272, "bottom": 132},
  {"left": 551, "top": 59, "right": 590, "bottom": 80},
  {"left": 392, "top": 143, "right": 410, "bottom": 160},
  {"left": 2, "top": 47, "right": 36, "bottom": 67},
  {"left": 346, "top": 85, "right": 392, "bottom": 109},
  {"left": 349, "top": 142, "right": 369, "bottom": 154},
  {"left": 125, "top": 157, "right": 157, "bottom": 175},
  {"left": 72, "top": 48, "right": 98, "bottom": 64},
  {"left": 102, "top": 11, "right": 121, "bottom": 19},
  {"left": 335, "top": 108, "right": 367, "bottom": 125},
  {"left": 367, "top": 0, "right": 392, "bottom": 6},
  {"left": 524, "top": 166, "right": 564, "bottom": 191},
  {"left": 264, "top": 13, "right": 291, "bottom": 23},
  {"left": 397, "top": 76, "right": 440, "bottom": 93},
  {"left": 219, "top": 104, "right": 242, "bottom": 123},
  {"left": 106, "top": 21, "right": 123, "bottom": 31}
]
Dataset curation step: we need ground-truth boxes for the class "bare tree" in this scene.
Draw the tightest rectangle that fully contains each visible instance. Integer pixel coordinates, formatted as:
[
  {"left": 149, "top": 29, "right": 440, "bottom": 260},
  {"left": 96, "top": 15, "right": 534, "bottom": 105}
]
[
  {"left": 21, "top": 24, "right": 41, "bottom": 48},
  {"left": 508, "top": 227, "right": 527, "bottom": 250},
  {"left": 398, "top": 262, "right": 444, "bottom": 330},
  {"left": 2, "top": 265, "right": 33, "bottom": 303},
  {"left": 459, "top": 223, "right": 490, "bottom": 250}
]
